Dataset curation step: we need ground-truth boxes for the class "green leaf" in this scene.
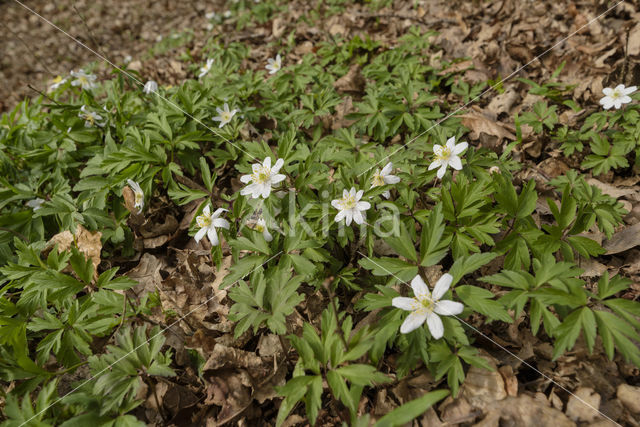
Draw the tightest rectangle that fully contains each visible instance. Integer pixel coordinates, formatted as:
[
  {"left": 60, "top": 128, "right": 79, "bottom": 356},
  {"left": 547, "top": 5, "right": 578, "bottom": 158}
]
[
  {"left": 456, "top": 285, "right": 512, "bottom": 323},
  {"left": 376, "top": 389, "right": 450, "bottom": 427},
  {"left": 419, "top": 204, "right": 450, "bottom": 266}
]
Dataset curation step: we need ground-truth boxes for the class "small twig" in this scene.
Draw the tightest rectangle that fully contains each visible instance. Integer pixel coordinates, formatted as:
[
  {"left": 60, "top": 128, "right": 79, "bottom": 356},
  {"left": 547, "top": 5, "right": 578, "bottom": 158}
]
[{"left": 28, "top": 84, "right": 61, "bottom": 106}]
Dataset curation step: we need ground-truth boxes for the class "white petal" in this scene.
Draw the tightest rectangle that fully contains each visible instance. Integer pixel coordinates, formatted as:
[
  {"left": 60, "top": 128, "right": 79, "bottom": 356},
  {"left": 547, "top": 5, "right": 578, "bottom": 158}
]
[
  {"left": 334, "top": 210, "right": 346, "bottom": 223},
  {"left": 613, "top": 99, "right": 623, "bottom": 109},
  {"left": 410, "top": 275, "right": 429, "bottom": 299},
  {"left": 382, "top": 190, "right": 391, "bottom": 199},
  {"left": 602, "top": 88, "right": 614, "bottom": 96},
  {"left": 342, "top": 189, "right": 349, "bottom": 198},
  {"left": 349, "top": 187, "right": 357, "bottom": 197},
  {"left": 432, "top": 273, "right": 453, "bottom": 301},
  {"left": 331, "top": 199, "right": 342, "bottom": 210},
  {"left": 620, "top": 95, "right": 632, "bottom": 104},
  {"left": 437, "top": 164, "right": 447, "bottom": 179},
  {"left": 271, "top": 174, "right": 286, "bottom": 184},
  {"left": 428, "top": 160, "right": 441, "bottom": 171},
  {"left": 344, "top": 210, "right": 353, "bottom": 226},
  {"left": 212, "top": 208, "right": 228, "bottom": 218},
  {"left": 392, "top": 297, "right": 417, "bottom": 311},
  {"left": 203, "top": 205, "right": 211, "bottom": 215},
  {"left": 212, "top": 218, "right": 230, "bottom": 229},
  {"left": 356, "top": 201, "right": 370, "bottom": 210},
  {"left": 400, "top": 311, "right": 428, "bottom": 334},
  {"left": 355, "top": 190, "right": 364, "bottom": 200},
  {"left": 261, "top": 185, "right": 271, "bottom": 198},
  {"left": 426, "top": 312, "right": 444, "bottom": 339},
  {"left": 449, "top": 156, "right": 463, "bottom": 170},
  {"left": 445, "top": 137, "right": 456, "bottom": 150},
  {"left": 195, "top": 227, "right": 207, "bottom": 243},
  {"left": 615, "top": 84, "right": 626, "bottom": 92},
  {"left": 384, "top": 175, "right": 400, "bottom": 184},
  {"left": 623, "top": 85, "right": 637, "bottom": 95},
  {"left": 352, "top": 209, "right": 364, "bottom": 224},
  {"left": 263, "top": 230, "right": 273, "bottom": 242},
  {"left": 434, "top": 300, "right": 464, "bottom": 316},
  {"left": 207, "top": 228, "right": 220, "bottom": 246},
  {"left": 223, "top": 103, "right": 229, "bottom": 112},
  {"left": 240, "top": 174, "right": 252, "bottom": 183},
  {"left": 252, "top": 163, "right": 261, "bottom": 173},
  {"left": 381, "top": 162, "right": 393, "bottom": 175},
  {"left": 453, "top": 141, "right": 468, "bottom": 155},
  {"left": 272, "top": 158, "right": 284, "bottom": 172},
  {"left": 263, "top": 157, "right": 272, "bottom": 169}
]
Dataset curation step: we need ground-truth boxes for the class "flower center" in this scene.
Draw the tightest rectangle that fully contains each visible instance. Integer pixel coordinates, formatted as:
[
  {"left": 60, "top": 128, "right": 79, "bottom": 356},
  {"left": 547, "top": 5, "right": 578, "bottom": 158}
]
[
  {"left": 86, "top": 114, "right": 95, "bottom": 125},
  {"left": 612, "top": 89, "right": 622, "bottom": 99},
  {"left": 253, "top": 168, "right": 270, "bottom": 184},
  {"left": 196, "top": 214, "right": 211, "bottom": 228},
  {"left": 134, "top": 192, "right": 143, "bottom": 206},
  {"left": 342, "top": 195, "right": 357, "bottom": 210},
  {"left": 436, "top": 147, "right": 451, "bottom": 162},
  {"left": 79, "top": 76, "right": 88, "bottom": 85},
  {"left": 53, "top": 76, "right": 63, "bottom": 83},
  {"left": 372, "top": 172, "right": 385, "bottom": 187},
  {"left": 255, "top": 224, "right": 265, "bottom": 232},
  {"left": 222, "top": 112, "right": 231, "bottom": 122}
]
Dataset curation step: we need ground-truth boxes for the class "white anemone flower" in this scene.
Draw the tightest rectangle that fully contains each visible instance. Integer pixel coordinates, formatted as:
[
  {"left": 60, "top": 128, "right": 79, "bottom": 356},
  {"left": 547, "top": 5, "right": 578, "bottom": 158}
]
[
  {"left": 70, "top": 70, "right": 97, "bottom": 90},
  {"left": 205, "top": 11, "right": 216, "bottom": 19},
  {"left": 392, "top": 273, "right": 463, "bottom": 338},
  {"left": 198, "top": 59, "right": 214, "bottom": 78},
  {"left": 213, "top": 103, "right": 238, "bottom": 128},
  {"left": 331, "top": 188, "right": 371, "bottom": 226},
  {"left": 195, "top": 205, "right": 230, "bottom": 246},
  {"left": 79, "top": 105, "right": 105, "bottom": 128},
  {"left": 143, "top": 80, "right": 158, "bottom": 94},
  {"left": 48, "top": 75, "right": 67, "bottom": 92},
  {"left": 371, "top": 162, "right": 400, "bottom": 199},
  {"left": 265, "top": 54, "right": 282, "bottom": 74},
  {"left": 240, "top": 157, "right": 286, "bottom": 199},
  {"left": 599, "top": 84, "right": 636, "bottom": 110},
  {"left": 223, "top": 10, "right": 232, "bottom": 18},
  {"left": 26, "top": 198, "right": 45, "bottom": 211},
  {"left": 252, "top": 218, "right": 273, "bottom": 242},
  {"left": 126, "top": 179, "right": 144, "bottom": 213},
  {"left": 428, "top": 136, "right": 468, "bottom": 179}
]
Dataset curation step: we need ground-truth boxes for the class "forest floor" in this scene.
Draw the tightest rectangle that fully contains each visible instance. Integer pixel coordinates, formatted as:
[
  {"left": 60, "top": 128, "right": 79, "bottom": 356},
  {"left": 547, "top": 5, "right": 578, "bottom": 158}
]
[{"left": 2, "top": 0, "right": 640, "bottom": 425}]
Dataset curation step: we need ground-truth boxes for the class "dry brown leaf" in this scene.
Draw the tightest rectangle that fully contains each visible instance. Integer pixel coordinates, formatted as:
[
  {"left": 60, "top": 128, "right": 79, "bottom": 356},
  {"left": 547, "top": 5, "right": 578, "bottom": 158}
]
[
  {"left": 587, "top": 178, "right": 638, "bottom": 200},
  {"left": 486, "top": 88, "right": 519, "bottom": 117},
  {"left": 45, "top": 225, "right": 102, "bottom": 280},
  {"left": 126, "top": 253, "right": 164, "bottom": 297},
  {"left": 459, "top": 113, "right": 516, "bottom": 141},
  {"left": 617, "top": 384, "right": 640, "bottom": 413},
  {"left": 628, "top": 22, "right": 640, "bottom": 57},
  {"left": 475, "top": 394, "right": 574, "bottom": 427},
  {"left": 333, "top": 64, "right": 365, "bottom": 93},
  {"left": 603, "top": 223, "right": 640, "bottom": 255}
]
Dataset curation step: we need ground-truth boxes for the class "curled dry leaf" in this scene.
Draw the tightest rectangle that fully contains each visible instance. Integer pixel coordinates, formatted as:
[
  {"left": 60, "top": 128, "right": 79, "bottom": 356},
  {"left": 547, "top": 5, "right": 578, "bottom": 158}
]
[
  {"left": 333, "top": 64, "right": 365, "bottom": 93},
  {"left": 604, "top": 222, "right": 640, "bottom": 255},
  {"left": 459, "top": 112, "right": 516, "bottom": 141},
  {"left": 45, "top": 224, "right": 102, "bottom": 280}
]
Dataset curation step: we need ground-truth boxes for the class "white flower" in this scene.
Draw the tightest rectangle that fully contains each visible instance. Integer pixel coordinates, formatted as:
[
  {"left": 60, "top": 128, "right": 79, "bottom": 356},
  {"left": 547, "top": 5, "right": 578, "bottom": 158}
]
[
  {"left": 78, "top": 105, "right": 105, "bottom": 128},
  {"left": 371, "top": 162, "right": 400, "bottom": 199},
  {"left": 126, "top": 179, "right": 144, "bottom": 214},
  {"left": 205, "top": 11, "right": 216, "bottom": 19},
  {"left": 26, "top": 198, "right": 45, "bottom": 211},
  {"left": 252, "top": 218, "right": 273, "bottom": 242},
  {"left": 331, "top": 188, "right": 371, "bottom": 226},
  {"left": 70, "top": 70, "right": 97, "bottom": 90},
  {"left": 195, "top": 205, "right": 230, "bottom": 246},
  {"left": 428, "top": 136, "right": 468, "bottom": 179},
  {"left": 240, "top": 157, "right": 286, "bottom": 199},
  {"left": 143, "top": 80, "right": 158, "bottom": 94},
  {"left": 213, "top": 103, "right": 238, "bottom": 128},
  {"left": 599, "top": 84, "right": 636, "bottom": 110},
  {"left": 206, "top": 23, "right": 214, "bottom": 31},
  {"left": 123, "top": 55, "right": 132, "bottom": 64},
  {"left": 392, "top": 273, "right": 463, "bottom": 338},
  {"left": 48, "top": 75, "right": 67, "bottom": 92},
  {"left": 265, "top": 54, "right": 282, "bottom": 74},
  {"left": 198, "top": 59, "right": 214, "bottom": 78},
  {"left": 223, "top": 10, "right": 232, "bottom": 18}
]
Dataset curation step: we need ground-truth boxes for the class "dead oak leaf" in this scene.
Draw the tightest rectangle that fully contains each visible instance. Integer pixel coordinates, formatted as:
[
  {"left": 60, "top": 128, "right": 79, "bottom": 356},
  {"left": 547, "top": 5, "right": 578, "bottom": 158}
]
[{"left": 459, "top": 113, "right": 516, "bottom": 141}]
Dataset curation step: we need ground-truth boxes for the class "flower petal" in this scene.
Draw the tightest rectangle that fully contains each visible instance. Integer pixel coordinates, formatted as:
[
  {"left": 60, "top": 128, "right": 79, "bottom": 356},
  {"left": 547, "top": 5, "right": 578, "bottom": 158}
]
[
  {"left": 356, "top": 201, "right": 370, "bottom": 210},
  {"left": 352, "top": 209, "right": 364, "bottom": 225},
  {"left": 602, "top": 87, "right": 614, "bottom": 96},
  {"left": 437, "top": 164, "right": 447, "bottom": 179},
  {"left": 428, "top": 160, "right": 441, "bottom": 170},
  {"left": 400, "top": 311, "right": 428, "bottom": 334},
  {"left": 384, "top": 175, "right": 400, "bottom": 184},
  {"left": 623, "top": 85, "right": 637, "bottom": 95},
  {"left": 195, "top": 227, "right": 207, "bottom": 243},
  {"left": 263, "top": 157, "right": 272, "bottom": 169},
  {"left": 381, "top": 162, "right": 393, "bottom": 175},
  {"left": 331, "top": 199, "right": 342, "bottom": 210},
  {"left": 203, "top": 205, "right": 211, "bottom": 215},
  {"left": 271, "top": 174, "right": 286, "bottom": 184},
  {"left": 272, "top": 158, "right": 284, "bottom": 172},
  {"left": 392, "top": 297, "right": 418, "bottom": 311},
  {"left": 410, "top": 275, "right": 429, "bottom": 299},
  {"left": 344, "top": 210, "right": 353, "bottom": 226},
  {"left": 453, "top": 141, "right": 468, "bottom": 155},
  {"left": 207, "top": 228, "right": 219, "bottom": 246},
  {"left": 445, "top": 136, "right": 456, "bottom": 150},
  {"left": 432, "top": 273, "right": 453, "bottom": 301},
  {"left": 426, "top": 312, "right": 444, "bottom": 339},
  {"left": 448, "top": 156, "right": 463, "bottom": 170},
  {"left": 434, "top": 300, "right": 464, "bottom": 316},
  {"left": 334, "top": 210, "right": 346, "bottom": 223},
  {"left": 240, "top": 174, "right": 252, "bottom": 183},
  {"left": 355, "top": 190, "right": 364, "bottom": 200},
  {"left": 212, "top": 218, "right": 230, "bottom": 229}
]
